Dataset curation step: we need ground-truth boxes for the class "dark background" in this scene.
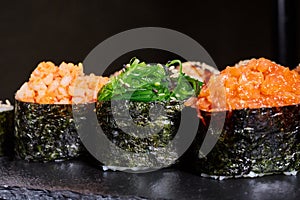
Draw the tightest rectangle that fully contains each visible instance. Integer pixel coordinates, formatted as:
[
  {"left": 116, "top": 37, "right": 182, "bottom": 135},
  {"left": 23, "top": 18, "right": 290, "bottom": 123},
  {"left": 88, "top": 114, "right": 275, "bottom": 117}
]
[{"left": 0, "top": 0, "right": 299, "bottom": 101}]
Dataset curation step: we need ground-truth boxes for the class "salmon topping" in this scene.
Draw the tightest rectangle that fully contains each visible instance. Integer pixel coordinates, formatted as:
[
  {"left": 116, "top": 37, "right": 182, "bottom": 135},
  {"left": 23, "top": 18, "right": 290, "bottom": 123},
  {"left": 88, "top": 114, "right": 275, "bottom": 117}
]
[{"left": 197, "top": 58, "right": 300, "bottom": 111}]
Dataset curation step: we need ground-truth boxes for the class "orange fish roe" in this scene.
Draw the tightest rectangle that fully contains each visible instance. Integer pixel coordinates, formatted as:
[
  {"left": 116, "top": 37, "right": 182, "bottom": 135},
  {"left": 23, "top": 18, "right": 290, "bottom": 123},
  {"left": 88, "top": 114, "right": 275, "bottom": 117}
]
[
  {"left": 197, "top": 58, "right": 300, "bottom": 111},
  {"left": 15, "top": 61, "right": 109, "bottom": 104}
]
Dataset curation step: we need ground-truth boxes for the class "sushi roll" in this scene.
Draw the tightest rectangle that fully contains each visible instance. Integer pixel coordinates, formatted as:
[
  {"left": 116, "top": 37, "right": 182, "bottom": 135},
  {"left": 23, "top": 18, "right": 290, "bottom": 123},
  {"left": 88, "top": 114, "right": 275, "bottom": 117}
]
[
  {"left": 96, "top": 58, "right": 203, "bottom": 170},
  {"left": 0, "top": 100, "right": 14, "bottom": 156},
  {"left": 190, "top": 58, "right": 300, "bottom": 179},
  {"left": 15, "top": 61, "right": 109, "bottom": 162}
]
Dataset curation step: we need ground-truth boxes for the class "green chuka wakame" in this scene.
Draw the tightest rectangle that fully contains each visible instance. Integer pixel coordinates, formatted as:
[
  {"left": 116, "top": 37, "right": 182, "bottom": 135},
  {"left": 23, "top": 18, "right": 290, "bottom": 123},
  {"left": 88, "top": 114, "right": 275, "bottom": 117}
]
[{"left": 97, "top": 58, "right": 203, "bottom": 102}]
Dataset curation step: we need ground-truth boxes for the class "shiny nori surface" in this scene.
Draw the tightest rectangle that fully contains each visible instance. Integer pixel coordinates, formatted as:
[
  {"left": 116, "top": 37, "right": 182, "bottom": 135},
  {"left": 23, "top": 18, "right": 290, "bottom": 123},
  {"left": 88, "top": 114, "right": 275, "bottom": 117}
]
[
  {"left": 0, "top": 110, "right": 13, "bottom": 156},
  {"left": 14, "top": 100, "right": 85, "bottom": 162},
  {"left": 96, "top": 100, "right": 183, "bottom": 168},
  {"left": 96, "top": 100, "right": 183, "bottom": 154},
  {"left": 190, "top": 104, "right": 300, "bottom": 177}
]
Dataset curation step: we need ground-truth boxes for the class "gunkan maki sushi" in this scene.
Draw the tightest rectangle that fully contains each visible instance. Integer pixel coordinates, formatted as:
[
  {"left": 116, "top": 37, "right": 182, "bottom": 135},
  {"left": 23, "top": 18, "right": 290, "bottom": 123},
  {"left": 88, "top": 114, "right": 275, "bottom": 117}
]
[
  {"left": 191, "top": 58, "right": 300, "bottom": 179},
  {"left": 0, "top": 100, "right": 14, "bottom": 156},
  {"left": 96, "top": 58, "right": 203, "bottom": 171},
  {"left": 15, "top": 61, "right": 109, "bottom": 162}
]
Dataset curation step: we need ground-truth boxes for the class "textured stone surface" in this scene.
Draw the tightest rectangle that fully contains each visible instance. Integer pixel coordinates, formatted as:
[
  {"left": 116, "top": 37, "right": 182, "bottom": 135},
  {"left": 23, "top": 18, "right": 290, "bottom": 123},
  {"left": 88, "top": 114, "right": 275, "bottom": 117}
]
[
  {"left": 0, "top": 186, "right": 146, "bottom": 200},
  {"left": 1, "top": 157, "right": 300, "bottom": 199}
]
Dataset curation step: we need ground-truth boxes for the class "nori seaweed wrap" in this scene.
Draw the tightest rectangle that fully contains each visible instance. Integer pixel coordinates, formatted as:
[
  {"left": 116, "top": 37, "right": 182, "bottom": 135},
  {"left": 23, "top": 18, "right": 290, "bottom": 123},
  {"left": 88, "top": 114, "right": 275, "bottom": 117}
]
[
  {"left": 191, "top": 105, "right": 300, "bottom": 179},
  {"left": 96, "top": 58, "right": 202, "bottom": 170},
  {"left": 96, "top": 100, "right": 183, "bottom": 154},
  {"left": 189, "top": 58, "right": 300, "bottom": 179},
  {"left": 0, "top": 100, "right": 14, "bottom": 156},
  {"left": 14, "top": 100, "right": 85, "bottom": 162}
]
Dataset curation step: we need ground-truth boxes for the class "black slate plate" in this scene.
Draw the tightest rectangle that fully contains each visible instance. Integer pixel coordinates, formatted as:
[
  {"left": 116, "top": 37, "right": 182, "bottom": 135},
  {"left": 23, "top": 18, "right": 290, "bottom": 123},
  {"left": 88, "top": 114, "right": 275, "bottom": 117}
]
[{"left": 1, "top": 157, "right": 300, "bottom": 200}]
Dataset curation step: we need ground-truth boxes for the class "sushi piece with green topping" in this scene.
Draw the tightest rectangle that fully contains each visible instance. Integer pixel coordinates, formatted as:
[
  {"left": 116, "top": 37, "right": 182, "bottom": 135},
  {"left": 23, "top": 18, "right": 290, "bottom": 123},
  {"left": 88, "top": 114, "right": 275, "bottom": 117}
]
[
  {"left": 0, "top": 100, "right": 14, "bottom": 156},
  {"left": 96, "top": 58, "right": 203, "bottom": 170}
]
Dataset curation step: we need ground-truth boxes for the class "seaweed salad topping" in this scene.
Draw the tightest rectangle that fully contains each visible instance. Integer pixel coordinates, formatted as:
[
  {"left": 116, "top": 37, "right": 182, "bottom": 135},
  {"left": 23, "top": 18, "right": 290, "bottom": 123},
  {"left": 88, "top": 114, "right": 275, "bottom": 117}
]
[{"left": 98, "top": 58, "right": 203, "bottom": 102}]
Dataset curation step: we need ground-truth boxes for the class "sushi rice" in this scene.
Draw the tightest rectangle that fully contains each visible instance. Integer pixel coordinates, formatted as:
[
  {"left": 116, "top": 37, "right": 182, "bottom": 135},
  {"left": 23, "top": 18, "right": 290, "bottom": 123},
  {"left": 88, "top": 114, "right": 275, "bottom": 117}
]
[{"left": 0, "top": 100, "right": 13, "bottom": 112}]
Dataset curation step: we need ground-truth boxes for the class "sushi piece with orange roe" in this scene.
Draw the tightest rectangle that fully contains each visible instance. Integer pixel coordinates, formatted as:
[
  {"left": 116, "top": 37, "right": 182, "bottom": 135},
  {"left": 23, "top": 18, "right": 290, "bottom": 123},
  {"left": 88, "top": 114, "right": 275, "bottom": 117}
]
[
  {"left": 14, "top": 61, "right": 109, "bottom": 162},
  {"left": 188, "top": 58, "right": 300, "bottom": 179},
  {"left": 197, "top": 58, "right": 300, "bottom": 111}
]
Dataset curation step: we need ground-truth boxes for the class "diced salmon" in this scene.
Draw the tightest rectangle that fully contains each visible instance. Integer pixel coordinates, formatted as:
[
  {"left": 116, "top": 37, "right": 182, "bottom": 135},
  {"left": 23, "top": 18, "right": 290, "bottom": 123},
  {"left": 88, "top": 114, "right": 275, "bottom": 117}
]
[
  {"left": 15, "top": 61, "right": 109, "bottom": 104},
  {"left": 198, "top": 58, "right": 300, "bottom": 111}
]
